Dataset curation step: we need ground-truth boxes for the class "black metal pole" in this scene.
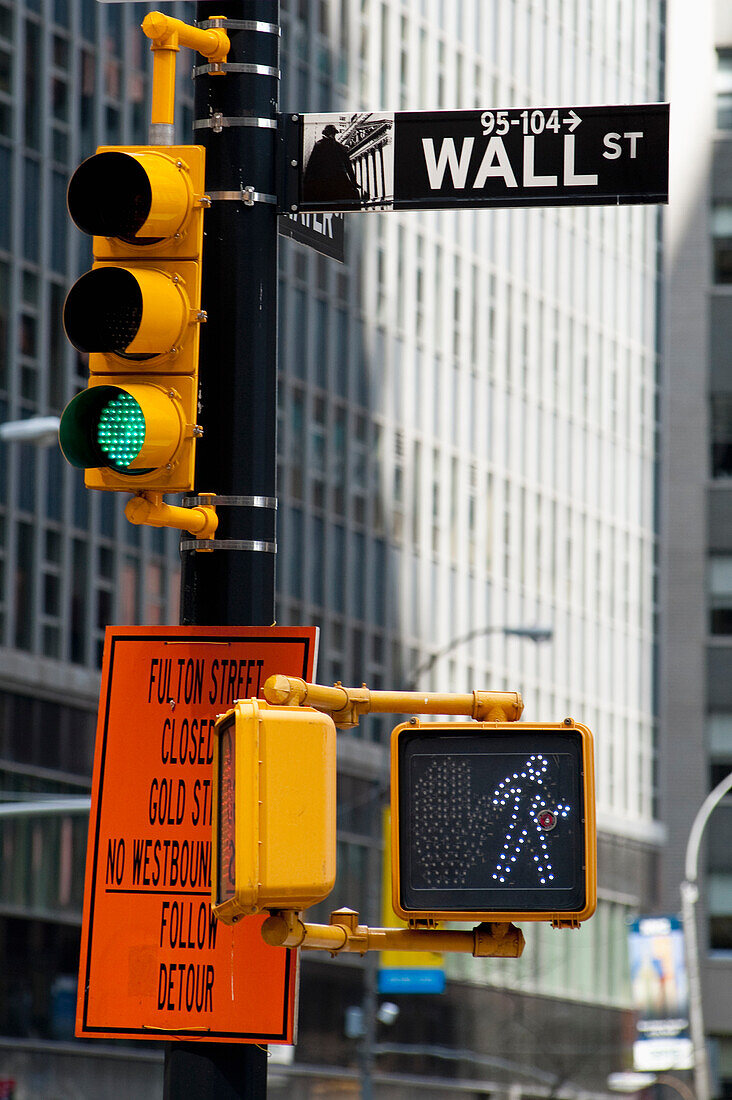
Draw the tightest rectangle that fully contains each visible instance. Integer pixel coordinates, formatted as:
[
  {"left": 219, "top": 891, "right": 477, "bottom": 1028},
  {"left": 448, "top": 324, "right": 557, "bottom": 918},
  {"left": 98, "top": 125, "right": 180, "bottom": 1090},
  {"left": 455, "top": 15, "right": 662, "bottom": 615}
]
[
  {"left": 180, "top": 0, "right": 279, "bottom": 627},
  {"left": 167, "top": 2, "right": 280, "bottom": 1096}
]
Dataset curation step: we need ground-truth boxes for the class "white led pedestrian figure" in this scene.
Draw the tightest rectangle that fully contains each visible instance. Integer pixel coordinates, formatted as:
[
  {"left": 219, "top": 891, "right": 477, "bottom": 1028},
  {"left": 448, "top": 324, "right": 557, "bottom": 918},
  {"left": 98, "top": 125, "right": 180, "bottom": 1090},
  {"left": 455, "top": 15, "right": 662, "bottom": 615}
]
[
  {"left": 411, "top": 753, "right": 572, "bottom": 889},
  {"left": 488, "top": 755, "right": 572, "bottom": 887}
]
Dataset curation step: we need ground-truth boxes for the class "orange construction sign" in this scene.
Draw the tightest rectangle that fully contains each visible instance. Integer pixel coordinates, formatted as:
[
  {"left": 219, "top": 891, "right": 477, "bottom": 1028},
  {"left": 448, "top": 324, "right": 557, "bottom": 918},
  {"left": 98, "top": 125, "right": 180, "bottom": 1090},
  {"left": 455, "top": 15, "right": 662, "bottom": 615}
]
[{"left": 76, "top": 625, "right": 318, "bottom": 1044}]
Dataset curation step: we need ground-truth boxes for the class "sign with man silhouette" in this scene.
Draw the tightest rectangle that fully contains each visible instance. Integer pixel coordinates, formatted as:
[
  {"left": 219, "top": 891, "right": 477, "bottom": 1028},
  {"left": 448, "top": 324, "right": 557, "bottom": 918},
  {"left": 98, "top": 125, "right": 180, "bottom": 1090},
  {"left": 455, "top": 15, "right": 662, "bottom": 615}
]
[{"left": 289, "top": 104, "right": 669, "bottom": 213}]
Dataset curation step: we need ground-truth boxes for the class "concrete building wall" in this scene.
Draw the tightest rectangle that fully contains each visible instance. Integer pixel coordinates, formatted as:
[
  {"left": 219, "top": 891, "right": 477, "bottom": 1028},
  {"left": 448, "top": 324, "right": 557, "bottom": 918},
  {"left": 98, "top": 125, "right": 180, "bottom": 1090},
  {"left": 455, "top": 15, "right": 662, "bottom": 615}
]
[
  {"left": 659, "top": 0, "right": 714, "bottom": 904},
  {"left": 660, "top": 0, "right": 732, "bottom": 1086}
]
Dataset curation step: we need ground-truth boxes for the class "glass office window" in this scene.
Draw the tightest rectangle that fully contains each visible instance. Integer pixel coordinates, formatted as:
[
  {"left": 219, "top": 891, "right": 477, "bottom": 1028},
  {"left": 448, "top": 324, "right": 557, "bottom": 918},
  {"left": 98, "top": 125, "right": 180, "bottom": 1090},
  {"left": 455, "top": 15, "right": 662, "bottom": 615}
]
[
  {"left": 712, "top": 205, "right": 732, "bottom": 284},
  {"left": 717, "top": 50, "right": 732, "bottom": 130},
  {"left": 709, "top": 557, "right": 732, "bottom": 635},
  {"left": 711, "top": 395, "right": 732, "bottom": 478},
  {"left": 708, "top": 713, "right": 732, "bottom": 788}
]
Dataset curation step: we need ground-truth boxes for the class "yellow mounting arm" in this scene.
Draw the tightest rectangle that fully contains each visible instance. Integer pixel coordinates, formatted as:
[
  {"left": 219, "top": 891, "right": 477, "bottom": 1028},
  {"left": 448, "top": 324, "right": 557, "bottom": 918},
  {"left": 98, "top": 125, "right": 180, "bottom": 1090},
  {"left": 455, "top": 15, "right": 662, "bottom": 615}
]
[
  {"left": 142, "top": 12, "right": 230, "bottom": 139},
  {"left": 263, "top": 675, "right": 524, "bottom": 729},
  {"left": 262, "top": 907, "right": 525, "bottom": 959},
  {"left": 255, "top": 677, "right": 525, "bottom": 957},
  {"left": 125, "top": 491, "right": 218, "bottom": 542}
]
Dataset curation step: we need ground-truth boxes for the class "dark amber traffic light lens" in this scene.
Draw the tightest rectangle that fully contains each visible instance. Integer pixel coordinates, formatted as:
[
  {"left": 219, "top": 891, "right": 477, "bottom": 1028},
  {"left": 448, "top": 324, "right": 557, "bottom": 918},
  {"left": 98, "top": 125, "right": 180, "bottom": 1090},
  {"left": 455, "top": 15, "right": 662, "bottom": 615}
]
[
  {"left": 63, "top": 266, "right": 189, "bottom": 358},
  {"left": 63, "top": 268, "right": 144, "bottom": 354}
]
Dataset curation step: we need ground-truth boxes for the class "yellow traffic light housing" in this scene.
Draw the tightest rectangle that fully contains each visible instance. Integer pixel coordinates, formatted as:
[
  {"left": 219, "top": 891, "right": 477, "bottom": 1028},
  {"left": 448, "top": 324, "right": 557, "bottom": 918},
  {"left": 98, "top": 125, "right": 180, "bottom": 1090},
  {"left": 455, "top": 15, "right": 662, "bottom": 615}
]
[
  {"left": 211, "top": 698, "right": 337, "bottom": 926},
  {"left": 59, "top": 145, "right": 207, "bottom": 495},
  {"left": 390, "top": 719, "right": 596, "bottom": 927}
]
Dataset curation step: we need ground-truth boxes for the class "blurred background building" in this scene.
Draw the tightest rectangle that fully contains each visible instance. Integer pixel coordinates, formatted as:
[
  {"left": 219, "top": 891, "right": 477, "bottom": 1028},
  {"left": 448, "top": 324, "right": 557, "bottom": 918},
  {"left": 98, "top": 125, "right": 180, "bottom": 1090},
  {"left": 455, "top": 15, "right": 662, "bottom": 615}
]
[
  {"left": 0, "top": 0, "right": 673, "bottom": 1096},
  {"left": 659, "top": 0, "right": 732, "bottom": 1095}
]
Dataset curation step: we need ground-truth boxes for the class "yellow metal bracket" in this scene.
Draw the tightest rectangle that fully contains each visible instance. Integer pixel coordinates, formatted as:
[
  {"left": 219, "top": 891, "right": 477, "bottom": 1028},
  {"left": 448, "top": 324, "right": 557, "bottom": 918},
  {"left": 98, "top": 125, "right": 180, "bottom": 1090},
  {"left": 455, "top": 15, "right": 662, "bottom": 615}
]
[
  {"left": 252, "top": 679, "right": 525, "bottom": 953},
  {"left": 125, "top": 490, "right": 218, "bottom": 543},
  {"left": 261, "top": 907, "right": 525, "bottom": 959},
  {"left": 262, "top": 675, "right": 524, "bottom": 729},
  {"left": 141, "top": 12, "right": 231, "bottom": 136}
]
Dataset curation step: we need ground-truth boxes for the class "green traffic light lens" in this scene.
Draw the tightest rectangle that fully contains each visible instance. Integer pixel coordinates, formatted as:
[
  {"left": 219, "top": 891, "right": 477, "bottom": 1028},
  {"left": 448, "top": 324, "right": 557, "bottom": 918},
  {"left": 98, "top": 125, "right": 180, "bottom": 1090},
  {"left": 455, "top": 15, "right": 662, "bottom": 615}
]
[{"left": 96, "top": 391, "right": 146, "bottom": 468}]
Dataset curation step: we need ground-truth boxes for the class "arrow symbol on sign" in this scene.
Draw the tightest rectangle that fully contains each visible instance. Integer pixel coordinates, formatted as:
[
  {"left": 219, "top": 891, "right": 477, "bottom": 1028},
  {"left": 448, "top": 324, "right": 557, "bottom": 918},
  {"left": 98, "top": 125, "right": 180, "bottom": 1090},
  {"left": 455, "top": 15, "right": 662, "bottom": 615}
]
[{"left": 562, "top": 109, "right": 581, "bottom": 131}]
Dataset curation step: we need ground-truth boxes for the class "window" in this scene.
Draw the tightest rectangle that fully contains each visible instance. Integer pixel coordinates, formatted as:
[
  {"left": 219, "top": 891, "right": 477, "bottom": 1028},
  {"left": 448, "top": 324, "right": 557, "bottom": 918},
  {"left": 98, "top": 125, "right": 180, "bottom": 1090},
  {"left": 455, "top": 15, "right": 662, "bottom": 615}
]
[
  {"left": 716, "top": 50, "right": 732, "bottom": 130},
  {"left": 712, "top": 205, "right": 732, "bottom": 284},
  {"left": 711, "top": 759, "right": 732, "bottom": 788},
  {"left": 706, "top": 718, "right": 732, "bottom": 947},
  {"left": 708, "top": 713, "right": 732, "bottom": 788},
  {"left": 710, "top": 910, "right": 732, "bottom": 951},
  {"left": 708, "top": 813, "right": 732, "bottom": 950},
  {"left": 711, "top": 395, "right": 732, "bottom": 478},
  {"left": 709, "top": 557, "right": 732, "bottom": 634}
]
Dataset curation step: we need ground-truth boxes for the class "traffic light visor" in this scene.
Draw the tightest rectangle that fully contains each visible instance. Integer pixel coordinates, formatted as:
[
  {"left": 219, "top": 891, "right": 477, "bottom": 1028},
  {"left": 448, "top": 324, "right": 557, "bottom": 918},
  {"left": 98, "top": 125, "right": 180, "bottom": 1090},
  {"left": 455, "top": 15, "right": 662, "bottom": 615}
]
[
  {"left": 392, "top": 722, "right": 596, "bottom": 922},
  {"left": 67, "top": 150, "right": 192, "bottom": 243},
  {"left": 63, "top": 267, "right": 189, "bottom": 357},
  {"left": 59, "top": 383, "right": 184, "bottom": 473}
]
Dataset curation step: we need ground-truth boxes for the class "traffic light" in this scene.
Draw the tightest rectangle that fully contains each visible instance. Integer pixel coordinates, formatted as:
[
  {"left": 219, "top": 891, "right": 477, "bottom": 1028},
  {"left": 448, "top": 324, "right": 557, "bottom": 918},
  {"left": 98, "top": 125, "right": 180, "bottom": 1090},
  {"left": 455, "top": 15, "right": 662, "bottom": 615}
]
[
  {"left": 390, "top": 719, "right": 596, "bottom": 926},
  {"left": 211, "top": 699, "right": 337, "bottom": 925},
  {"left": 59, "top": 145, "right": 206, "bottom": 493}
]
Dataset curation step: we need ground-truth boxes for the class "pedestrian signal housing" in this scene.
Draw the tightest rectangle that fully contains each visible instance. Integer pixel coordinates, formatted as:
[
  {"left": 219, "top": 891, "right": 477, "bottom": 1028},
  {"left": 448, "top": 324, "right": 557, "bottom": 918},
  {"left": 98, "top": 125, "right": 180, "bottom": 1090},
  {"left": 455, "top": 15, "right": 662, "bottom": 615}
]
[
  {"left": 391, "top": 719, "right": 596, "bottom": 925},
  {"left": 212, "top": 699, "right": 337, "bottom": 925},
  {"left": 59, "top": 145, "right": 206, "bottom": 493}
]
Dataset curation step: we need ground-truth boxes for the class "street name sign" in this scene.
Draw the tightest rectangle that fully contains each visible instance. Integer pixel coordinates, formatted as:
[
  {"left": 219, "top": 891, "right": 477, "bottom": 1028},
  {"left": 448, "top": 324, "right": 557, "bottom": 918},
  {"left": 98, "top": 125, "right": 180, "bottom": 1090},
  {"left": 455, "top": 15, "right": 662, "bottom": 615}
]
[
  {"left": 283, "top": 103, "right": 669, "bottom": 213},
  {"left": 279, "top": 210, "right": 345, "bottom": 263},
  {"left": 77, "top": 625, "right": 318, "bottom": 1044}
]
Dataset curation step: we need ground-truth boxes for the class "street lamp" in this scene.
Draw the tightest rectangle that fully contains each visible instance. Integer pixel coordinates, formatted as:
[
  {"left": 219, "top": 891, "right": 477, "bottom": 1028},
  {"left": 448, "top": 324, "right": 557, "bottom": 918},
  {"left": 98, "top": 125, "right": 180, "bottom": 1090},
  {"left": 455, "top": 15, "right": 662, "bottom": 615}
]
[
  {"left": 0, "top": 416, "right": 61, "bottom": 446},
  {"left": 680, "top": 768, "right": 732, "bottom": 1100},
  {"left": 0, "top": 796, "right": 91, "bottom": 818},
  {"left": 405, "top": 624, "right": 554, "bottom": 690}
]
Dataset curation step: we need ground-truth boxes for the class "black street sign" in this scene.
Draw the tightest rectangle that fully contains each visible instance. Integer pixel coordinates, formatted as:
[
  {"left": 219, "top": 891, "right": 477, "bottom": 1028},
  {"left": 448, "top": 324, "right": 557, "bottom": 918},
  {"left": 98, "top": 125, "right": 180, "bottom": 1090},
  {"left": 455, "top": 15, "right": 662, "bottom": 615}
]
[
  {"left": 279, "top": 210, "right": 345, "bottom": 263},
  {"left": 282, "top": 103, "right": 669, "bottom": 214}
]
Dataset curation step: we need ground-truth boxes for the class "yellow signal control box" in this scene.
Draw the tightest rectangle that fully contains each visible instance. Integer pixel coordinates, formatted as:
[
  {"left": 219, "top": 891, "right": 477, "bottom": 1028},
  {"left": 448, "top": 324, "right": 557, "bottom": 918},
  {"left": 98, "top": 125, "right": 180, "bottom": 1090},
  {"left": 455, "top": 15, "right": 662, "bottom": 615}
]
[{"left": 212, "top": 698, "right": 337, "bottom": 925}]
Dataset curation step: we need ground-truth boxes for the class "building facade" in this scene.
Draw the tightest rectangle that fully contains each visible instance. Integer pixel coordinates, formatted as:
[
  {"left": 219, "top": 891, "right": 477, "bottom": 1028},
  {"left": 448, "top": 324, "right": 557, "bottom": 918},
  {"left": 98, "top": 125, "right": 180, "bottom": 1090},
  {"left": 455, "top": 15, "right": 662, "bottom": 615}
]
[
  {"left": 0, "top": 0, "right": 666, "bottom": 1096},
  {"left": 659, "top": 0, "right": 732, "bottom": 1095}
]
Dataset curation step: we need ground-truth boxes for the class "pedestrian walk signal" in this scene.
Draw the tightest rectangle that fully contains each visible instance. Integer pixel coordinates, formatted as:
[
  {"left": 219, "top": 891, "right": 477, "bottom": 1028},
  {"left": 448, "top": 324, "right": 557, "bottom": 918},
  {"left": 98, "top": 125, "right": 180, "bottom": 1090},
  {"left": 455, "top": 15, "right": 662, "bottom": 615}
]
[
  {"left": 59, "top": 145, "right": 207, "bottom": 493},
  {"left": 390, "top": 719, "right": 596, "bottom": 925}
]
